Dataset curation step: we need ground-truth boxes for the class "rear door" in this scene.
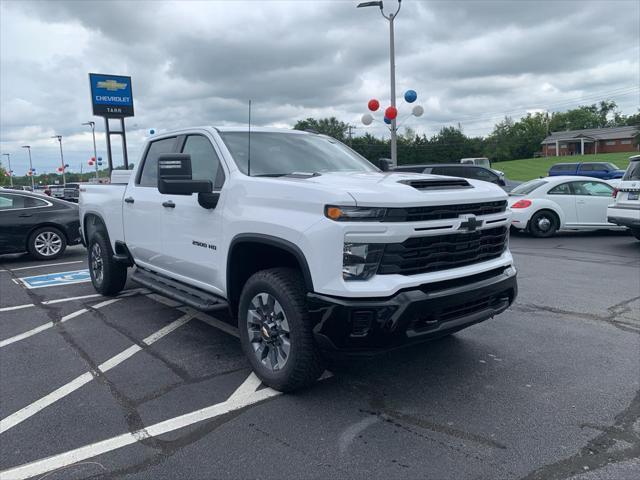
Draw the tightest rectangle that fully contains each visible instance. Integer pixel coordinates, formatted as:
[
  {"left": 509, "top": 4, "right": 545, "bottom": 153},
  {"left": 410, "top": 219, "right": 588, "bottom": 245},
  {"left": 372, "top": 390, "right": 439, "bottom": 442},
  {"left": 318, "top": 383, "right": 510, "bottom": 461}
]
[
  {"left": 159, "top": 133, "right": 227, "bottom": 293},
  {"left": 546, "top": 182, "right": 578, "bottom": 224},
  {"left": 122, "top": 135, "right": 178, "bottom": 270},
  {"left": 0, "top": 193, "right": 52, "bottom": 253}
]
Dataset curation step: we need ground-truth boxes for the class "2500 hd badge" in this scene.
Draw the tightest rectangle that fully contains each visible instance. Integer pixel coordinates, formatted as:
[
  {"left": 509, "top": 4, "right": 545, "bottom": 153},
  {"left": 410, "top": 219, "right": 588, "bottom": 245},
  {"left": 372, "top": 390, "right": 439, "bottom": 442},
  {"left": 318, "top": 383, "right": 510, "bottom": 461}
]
[{"left": 192, "top": 240, "right": 216, "bottom": 251}]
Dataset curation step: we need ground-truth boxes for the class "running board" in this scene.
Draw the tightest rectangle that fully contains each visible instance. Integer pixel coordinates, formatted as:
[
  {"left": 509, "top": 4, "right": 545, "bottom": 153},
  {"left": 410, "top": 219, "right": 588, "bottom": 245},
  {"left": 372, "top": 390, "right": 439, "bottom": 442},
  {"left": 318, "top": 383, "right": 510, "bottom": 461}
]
[{"left": 131, "top": 268, "right": 228, "bottom": 312}]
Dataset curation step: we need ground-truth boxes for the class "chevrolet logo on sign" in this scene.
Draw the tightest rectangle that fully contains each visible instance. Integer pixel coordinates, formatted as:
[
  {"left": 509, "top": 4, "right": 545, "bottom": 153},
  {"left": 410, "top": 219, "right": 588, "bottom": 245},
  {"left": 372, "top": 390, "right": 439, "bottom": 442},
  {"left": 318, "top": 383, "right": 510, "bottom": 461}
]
[{"left": 97, "top": 79, "right": 128, "bottom": 91}]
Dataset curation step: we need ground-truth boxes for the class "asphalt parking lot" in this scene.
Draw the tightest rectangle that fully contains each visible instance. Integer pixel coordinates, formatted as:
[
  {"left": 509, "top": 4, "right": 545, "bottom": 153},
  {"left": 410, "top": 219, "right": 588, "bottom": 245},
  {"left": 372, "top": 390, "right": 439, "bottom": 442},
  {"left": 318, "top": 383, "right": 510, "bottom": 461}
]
[{"left": 1, "top": 232, "right": 638, "bottom": 480}]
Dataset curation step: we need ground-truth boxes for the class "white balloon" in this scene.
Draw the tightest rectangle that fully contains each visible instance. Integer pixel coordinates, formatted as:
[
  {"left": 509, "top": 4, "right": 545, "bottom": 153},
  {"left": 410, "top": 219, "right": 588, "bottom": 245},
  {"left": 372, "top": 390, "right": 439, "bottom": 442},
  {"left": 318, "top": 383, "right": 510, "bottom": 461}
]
[
  {"left": 361, "top": 113, "right": 373, "bottom": 125},
  {"left": 412, "top": 105, "right": 424, "bottom": 117}
]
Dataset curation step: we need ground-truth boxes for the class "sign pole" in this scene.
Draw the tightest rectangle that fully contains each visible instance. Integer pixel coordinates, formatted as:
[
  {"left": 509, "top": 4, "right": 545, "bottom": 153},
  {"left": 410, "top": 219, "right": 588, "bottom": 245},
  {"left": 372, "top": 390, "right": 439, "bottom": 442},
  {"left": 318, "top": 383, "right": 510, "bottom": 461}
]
[
  {"left": 104, "top": 118, "right": 114, "bottom": 174},
  {"left": 120, "top": 117, "right": 129, "bottom": 169}
]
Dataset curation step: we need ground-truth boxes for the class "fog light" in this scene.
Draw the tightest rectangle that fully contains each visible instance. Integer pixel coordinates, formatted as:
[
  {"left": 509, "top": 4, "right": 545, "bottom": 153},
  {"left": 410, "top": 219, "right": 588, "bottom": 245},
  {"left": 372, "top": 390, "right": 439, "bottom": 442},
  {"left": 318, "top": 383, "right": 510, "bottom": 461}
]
[{"left": 343, "top": 243, "right": 384, "bottom": 280}]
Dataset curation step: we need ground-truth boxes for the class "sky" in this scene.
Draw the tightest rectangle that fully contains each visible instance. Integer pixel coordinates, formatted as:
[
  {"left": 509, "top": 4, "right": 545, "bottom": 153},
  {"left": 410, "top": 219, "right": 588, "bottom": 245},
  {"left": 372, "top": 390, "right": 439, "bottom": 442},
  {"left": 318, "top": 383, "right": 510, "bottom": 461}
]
[{"left": 1, "top": 0, "right": 639, "bottom": 174}]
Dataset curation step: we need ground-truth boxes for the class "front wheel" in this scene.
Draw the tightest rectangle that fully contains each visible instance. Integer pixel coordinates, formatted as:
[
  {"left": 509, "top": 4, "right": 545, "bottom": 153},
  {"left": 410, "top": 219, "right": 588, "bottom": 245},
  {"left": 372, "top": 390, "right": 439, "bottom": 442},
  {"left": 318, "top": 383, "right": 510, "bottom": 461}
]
[
  {"left": 529, "top": 210, "right": 558, "bottom": 238},
  {"left": 88, "top": 231, "right": 128, "bottom": 296},
  {"left": 238, "top": 268, "right": 325, "bottom": 392}
]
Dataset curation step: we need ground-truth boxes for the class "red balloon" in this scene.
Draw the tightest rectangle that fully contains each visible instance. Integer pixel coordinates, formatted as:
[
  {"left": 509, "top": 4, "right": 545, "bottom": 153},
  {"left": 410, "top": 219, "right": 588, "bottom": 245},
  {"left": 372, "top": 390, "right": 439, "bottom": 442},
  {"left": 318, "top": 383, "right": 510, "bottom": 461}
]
[
  {"left": 368, "top": 99, "right": 380, "bottom": 111},
  {"left": 385, "top": 106, "right": 398, "bottom": 120}
]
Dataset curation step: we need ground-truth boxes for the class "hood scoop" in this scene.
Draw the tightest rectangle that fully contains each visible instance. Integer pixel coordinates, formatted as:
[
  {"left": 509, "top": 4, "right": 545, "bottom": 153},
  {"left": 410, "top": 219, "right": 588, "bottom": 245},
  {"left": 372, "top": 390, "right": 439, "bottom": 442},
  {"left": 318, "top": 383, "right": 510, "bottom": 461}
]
[{"left": 399, "top": 178, "right": 472, "bottom": 190}]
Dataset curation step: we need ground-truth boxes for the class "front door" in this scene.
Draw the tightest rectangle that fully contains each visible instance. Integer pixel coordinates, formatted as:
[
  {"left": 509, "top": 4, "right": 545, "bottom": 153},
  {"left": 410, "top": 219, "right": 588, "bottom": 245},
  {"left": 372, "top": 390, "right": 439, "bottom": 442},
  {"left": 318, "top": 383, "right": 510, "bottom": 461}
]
[
  {"left": 159, "top": 133, "right": 227, "bottom": 295},
  {"left": 546, "top": 182, "right": 578, "bottom": 225},
  {"left": 122, "top": 135, "right": 178, "bottom": 270},
  {"left": 572, "top": 181, "right": 615, "bottom": 225}
]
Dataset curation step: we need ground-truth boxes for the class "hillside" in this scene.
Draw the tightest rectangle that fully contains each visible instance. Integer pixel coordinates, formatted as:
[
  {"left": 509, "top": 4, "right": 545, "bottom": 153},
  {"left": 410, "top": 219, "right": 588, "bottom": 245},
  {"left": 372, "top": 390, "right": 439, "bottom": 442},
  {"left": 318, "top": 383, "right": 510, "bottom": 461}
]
[{"left": 496, "top": 151, "right": 637, "bottom": 181}]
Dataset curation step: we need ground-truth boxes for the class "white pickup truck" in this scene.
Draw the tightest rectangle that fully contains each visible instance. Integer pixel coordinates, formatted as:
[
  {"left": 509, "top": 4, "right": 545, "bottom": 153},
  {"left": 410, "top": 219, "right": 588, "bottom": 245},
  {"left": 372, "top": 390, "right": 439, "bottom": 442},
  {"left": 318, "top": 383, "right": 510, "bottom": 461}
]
[{"left": 80, "top": 127, "right": 517, "bottom": 391}]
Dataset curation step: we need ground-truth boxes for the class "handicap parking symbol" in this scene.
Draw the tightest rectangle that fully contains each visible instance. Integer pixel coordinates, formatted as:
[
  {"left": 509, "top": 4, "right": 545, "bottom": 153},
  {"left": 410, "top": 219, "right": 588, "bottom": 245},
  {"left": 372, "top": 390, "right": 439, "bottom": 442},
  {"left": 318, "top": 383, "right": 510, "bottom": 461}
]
[{"left": 19, "top": 269, "right": 92, "bottom": 289}]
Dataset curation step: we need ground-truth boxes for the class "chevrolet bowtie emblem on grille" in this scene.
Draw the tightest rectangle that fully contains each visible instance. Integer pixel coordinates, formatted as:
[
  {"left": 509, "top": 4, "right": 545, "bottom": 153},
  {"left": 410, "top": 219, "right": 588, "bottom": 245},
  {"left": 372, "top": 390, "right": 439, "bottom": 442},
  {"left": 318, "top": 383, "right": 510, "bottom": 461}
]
[
  {"left": 96, "top": 79, "right": 127, "bottom": 91},
  {"left": 459, "top": 214, "right": 482, "bottom": 232}
]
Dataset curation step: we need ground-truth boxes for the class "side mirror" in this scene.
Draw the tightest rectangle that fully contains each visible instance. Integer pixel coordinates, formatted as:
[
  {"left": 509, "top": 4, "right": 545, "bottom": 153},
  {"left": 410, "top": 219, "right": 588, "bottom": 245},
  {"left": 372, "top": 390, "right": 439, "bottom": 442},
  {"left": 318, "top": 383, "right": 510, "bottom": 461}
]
[
  {"left": 375, "top": 158, "right": 392, "bottom": 171},
  {"left": 498, "top": 178, "right": 506, "bottom": 186},
  {"left": 157, "top": 154, "right": 212, "bottom": 195}
]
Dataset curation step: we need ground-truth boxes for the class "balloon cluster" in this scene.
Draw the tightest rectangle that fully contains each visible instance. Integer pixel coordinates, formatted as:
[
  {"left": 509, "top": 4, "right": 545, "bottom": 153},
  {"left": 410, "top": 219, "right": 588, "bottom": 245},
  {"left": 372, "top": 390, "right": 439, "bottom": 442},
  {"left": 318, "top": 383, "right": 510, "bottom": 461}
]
[
  {"left": 361, "top": 89, "right": 424, "bottom": 127},
  {"left": 26, "top": 168, "right": 36, "bottom": 176},
  {"left": 88, "top": 156, "right": 96, "bottom": 166}
]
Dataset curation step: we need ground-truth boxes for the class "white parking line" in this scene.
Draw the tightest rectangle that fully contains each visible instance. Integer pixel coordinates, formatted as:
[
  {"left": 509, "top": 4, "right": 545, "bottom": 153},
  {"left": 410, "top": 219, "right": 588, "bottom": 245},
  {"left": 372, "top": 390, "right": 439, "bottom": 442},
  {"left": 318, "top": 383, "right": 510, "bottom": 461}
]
[
  {"left": 1, "top": 260, "right": 85, "bottom": 272},
  {"left": 0, "top": 374, "right": 280, "bottom": 480},
  {"left": 0, "top": 290, "right": 143, "bottom": 314},
  {"left": 0, "top": 313, "right": 194, "bottom": 434},
  {"left": 0, "top": 299, "right": 120, "bottom": 348}
]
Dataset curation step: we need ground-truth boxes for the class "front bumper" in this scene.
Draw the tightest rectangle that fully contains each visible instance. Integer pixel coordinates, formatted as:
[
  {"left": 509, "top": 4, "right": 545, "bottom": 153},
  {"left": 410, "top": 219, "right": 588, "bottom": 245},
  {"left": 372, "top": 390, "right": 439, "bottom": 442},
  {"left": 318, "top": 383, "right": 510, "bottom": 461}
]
[{"left": 308, "top": 266, "right": 517, "bottom": 354}]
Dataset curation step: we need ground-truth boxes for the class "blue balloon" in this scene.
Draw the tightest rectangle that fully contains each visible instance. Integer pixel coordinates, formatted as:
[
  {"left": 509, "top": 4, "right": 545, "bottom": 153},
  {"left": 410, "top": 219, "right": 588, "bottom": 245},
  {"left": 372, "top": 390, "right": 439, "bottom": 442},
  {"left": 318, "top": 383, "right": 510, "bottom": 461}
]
[
  {"left": 404, "top": 89, "right": 417, "bottom": 103},
  {"left": 384, "top": 116, "right": 392, "bottom": 124}
]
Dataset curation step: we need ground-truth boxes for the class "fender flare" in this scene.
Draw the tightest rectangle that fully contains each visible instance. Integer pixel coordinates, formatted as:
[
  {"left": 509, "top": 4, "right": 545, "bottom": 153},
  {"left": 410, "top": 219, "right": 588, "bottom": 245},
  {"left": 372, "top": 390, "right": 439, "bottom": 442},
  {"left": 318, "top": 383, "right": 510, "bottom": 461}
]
[{"left": 227, "top": 233, "right": 314, "bottom": 293}]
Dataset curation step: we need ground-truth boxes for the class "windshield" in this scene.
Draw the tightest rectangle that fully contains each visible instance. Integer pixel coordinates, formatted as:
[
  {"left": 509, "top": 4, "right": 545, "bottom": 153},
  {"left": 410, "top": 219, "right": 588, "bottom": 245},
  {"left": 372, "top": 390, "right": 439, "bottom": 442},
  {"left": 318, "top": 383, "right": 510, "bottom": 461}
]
[
  {"left": 510, "top": 179, "right": 547, "bottom": 195},
  {"left": 605, "top": 163, "right": 620, "bottom": 170},
  {"left": 219, "top": 132, "right": 377, "bottom": 176},
  {"left": 623, "top": 161, "right": 640, "bottom": 181}
]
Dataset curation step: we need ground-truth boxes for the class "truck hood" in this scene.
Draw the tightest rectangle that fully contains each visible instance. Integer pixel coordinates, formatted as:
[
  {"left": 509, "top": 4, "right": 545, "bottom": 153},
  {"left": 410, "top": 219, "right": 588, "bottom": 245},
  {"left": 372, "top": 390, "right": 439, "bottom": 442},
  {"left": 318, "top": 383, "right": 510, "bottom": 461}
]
[{"left": 292, "top": 171, "right": 507, "bottom": 207}]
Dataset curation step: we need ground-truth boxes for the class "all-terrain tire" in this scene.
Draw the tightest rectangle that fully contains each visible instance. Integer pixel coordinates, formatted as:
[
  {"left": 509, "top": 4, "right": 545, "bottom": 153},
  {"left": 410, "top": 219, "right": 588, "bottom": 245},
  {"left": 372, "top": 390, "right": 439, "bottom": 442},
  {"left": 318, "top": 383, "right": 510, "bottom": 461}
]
[
  {"left": 88, "top": 231, "right": 128, "bottom": 296},
  {"left": 238, "top": 268, "right": 325, "bottom": 392}
]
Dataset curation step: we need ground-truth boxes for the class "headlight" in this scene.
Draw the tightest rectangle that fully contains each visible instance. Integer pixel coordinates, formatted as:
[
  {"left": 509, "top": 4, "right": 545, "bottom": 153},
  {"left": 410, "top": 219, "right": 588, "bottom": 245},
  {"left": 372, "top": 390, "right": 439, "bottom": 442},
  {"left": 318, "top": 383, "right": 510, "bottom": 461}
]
[
  {"left": 343, "top": 243, "right": 384, "bottom": 280},
  {"left": 325, "top": 205, "right": 387, "bottom": 221}
]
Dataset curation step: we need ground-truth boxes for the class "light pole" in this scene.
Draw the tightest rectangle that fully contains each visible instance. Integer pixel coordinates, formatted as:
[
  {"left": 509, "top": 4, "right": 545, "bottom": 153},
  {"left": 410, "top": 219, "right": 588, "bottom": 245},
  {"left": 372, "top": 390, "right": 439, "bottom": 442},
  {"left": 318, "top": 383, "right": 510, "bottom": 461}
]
[
  {"left": 82, "top": 121, "right": 99, "bottom": 179},
  {"left": 2, "top": 153, "right": 12, "bottom": 187},
  {"left": 21, "top": 145, "right": 35, "bottom": 190},
  {"left": 357, "top": 0, "right": 402, "bottom": 165},
  {"left": 51, "top": 135, "right": 66, "bottom": 185}
]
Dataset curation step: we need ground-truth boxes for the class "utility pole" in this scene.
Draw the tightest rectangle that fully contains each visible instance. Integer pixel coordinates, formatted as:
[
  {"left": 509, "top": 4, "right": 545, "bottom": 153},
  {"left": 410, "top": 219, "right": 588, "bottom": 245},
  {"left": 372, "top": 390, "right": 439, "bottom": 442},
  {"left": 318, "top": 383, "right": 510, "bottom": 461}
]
[
  {"left": 347, "top": 125, "right": 356, "bottom": 145},
  {"left": 2, "top": 153, "right": 12, "bottom": 187},
  {"left": 21, "top": 145, "right": 35, "bottom": 190},
  {"left": 82, "top": 121, "right": 99, "bottom": 180},
  {"left": 51, "top": 135, "right": 66, "bottom": 185},
  {"left": 357, "top": 0, "right": 402, "bottom": 165}
]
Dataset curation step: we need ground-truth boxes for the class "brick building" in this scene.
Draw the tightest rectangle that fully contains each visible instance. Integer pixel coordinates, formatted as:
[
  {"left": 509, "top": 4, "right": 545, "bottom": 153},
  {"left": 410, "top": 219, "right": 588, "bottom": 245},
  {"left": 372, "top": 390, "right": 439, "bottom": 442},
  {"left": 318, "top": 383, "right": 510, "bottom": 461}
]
[{"left": 541, "top": 126, "right": 638, "bottom": 156}]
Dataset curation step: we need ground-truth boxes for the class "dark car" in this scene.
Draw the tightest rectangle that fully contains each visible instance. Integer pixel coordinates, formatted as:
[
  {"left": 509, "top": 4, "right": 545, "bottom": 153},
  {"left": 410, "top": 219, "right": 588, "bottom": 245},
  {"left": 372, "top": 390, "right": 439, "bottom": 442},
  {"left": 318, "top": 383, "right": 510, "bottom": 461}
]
[
  {"left": 548, "top": 162, "right": 625, "bottom": 180},
  {"left": 392, "top": 163, "right": 516, "bottom": 190},
  {"left": 0, "top": 189, "right": 81, "bottom": 260}
]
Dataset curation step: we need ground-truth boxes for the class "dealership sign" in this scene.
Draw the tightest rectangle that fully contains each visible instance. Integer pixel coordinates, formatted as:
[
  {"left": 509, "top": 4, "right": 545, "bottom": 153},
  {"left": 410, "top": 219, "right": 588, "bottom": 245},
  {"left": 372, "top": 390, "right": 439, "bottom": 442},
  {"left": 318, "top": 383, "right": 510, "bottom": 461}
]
[{"left": 89, "top": 73, "right": 134, "bottom": 117}]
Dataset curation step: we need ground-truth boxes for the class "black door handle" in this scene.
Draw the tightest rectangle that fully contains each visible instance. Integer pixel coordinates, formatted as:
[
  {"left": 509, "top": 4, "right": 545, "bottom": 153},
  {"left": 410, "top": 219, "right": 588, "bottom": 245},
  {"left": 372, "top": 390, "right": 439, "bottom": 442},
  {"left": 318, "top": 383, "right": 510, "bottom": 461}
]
[
  {"left": 162, "top": 201, "right": 175, "bottom": 208},
  {"left": 18, "top": 213, "right": 33, "bottom": 217},
  {"left": 124, "top": 197, "right": 135, "bottom": 204}
]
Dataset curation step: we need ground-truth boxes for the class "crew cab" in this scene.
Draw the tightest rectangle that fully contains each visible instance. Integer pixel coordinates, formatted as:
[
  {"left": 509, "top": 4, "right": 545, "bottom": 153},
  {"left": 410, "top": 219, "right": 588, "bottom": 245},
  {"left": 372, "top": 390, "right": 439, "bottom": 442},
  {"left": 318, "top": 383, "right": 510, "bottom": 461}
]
[
  {"left": 548, "top": 162, "right": 625, "bottom": 180},
  {"left": 607, "top": 155, "right": 640, "bottom": 240},
  {"left": 80, "top": 127, "right": 517, "bottom": 391}
]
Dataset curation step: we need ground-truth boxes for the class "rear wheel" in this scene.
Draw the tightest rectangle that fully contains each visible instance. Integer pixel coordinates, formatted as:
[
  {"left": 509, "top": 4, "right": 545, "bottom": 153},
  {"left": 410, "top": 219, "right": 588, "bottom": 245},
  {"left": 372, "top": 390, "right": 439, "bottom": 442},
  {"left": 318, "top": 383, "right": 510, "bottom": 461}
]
[
  {"left": 529, "top": 210, "right": 558, "bottom": 238},
  {"left": 28, "top": 227, "right": 67, "bottom": 260},
  {"left": 238, "top": 268, "right": 324, "bottom": 392},
  {"left": 88, "top": 231, "right": 128, "bottom": 295}
]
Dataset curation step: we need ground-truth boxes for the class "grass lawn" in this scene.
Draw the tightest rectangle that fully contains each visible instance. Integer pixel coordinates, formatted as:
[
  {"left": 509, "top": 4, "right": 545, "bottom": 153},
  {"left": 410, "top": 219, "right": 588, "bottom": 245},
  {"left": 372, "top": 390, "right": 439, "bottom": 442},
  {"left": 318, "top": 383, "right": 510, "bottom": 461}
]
[{"left": 495, "top": 151, "right": 637, "bottom": 182}]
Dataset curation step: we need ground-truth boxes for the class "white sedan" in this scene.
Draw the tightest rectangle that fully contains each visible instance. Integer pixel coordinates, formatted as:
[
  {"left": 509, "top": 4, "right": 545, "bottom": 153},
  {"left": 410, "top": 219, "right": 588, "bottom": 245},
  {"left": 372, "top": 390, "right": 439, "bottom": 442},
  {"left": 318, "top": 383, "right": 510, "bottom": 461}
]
[{"left": 509, "top": 176, "right": 622, "bottom": 237}]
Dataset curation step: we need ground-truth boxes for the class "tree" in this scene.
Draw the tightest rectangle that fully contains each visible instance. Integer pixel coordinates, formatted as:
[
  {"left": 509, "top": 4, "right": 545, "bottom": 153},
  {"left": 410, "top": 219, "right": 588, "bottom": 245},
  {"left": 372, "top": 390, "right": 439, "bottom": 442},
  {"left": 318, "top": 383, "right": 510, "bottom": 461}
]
[
  {"left": 0, "top": 162, "right": 7, "bottom": 186},
  {"left": 293, "top": 117, "right": 349, "bottom": 141}
]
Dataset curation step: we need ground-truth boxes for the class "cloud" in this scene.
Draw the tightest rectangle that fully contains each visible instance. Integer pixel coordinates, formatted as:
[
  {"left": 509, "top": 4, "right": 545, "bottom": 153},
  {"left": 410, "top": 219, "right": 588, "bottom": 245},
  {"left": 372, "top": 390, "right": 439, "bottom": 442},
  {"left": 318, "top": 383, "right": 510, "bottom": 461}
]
[{"left": 0, "top": 0, "right": 638, "bottom": 172}]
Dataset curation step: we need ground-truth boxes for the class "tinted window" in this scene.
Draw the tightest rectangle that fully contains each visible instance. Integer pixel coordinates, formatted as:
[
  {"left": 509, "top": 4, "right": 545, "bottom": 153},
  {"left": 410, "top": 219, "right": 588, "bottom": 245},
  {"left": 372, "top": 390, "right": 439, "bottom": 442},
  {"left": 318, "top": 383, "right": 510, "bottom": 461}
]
[
  {"left": 548, "top": 183, "right": 572, "bottom": 195},
  {"left": 138, "top": 137, "right": 177, "bottom": 187},
  {"left": 579, "top": 164, "right": 595, "bottom": 171},
  {"left": 510, "top": 179, "right": 547, "bottom": 195},
  {"left": 623, "top": 161, "right": 640, "bottom": 181},
  {"left": 431, "top": 166, "right": 462, "bottom": 176},
  {"left": 551, "top": 164, "right": 574, "bottom": 172},
  {"left": 219, "top": 132, "right": 377, "bottom": 176},
  {"left": 471, "top": 168, "right": 498, "bottom": 182},
  {"left": 605, "top": 163, "right": 620, "bottom": 170},
  {"left": 572, "top": 181, "right": 613, "bottom": 196},
  {"left": 181, "top": 135, "right": 225, "bottom": 189},
  {"left": 0, "top": 194, "right": 48, "bottom": 209}
]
